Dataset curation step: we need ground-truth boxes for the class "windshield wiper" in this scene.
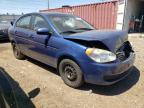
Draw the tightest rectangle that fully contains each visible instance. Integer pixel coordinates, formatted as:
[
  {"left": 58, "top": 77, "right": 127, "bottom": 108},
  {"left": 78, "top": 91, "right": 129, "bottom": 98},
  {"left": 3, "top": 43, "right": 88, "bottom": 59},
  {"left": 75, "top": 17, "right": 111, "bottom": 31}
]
[
  {"left": 75, "top": 28, "right": 94, "bottom": 31},
  {"left": 60, "top": 30, "right": 78, "bottom": 34}
]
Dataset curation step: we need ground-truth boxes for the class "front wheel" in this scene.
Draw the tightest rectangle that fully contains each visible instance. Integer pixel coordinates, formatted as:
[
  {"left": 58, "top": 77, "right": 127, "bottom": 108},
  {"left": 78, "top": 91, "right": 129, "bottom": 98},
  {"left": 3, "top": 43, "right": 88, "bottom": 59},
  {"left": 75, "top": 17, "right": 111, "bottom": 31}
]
[
  {"left": 12, "top": 43, "right": 25, "bottom": 60},
  {"left": 59, "top": 59, "right": 84, "bottom": 88}
]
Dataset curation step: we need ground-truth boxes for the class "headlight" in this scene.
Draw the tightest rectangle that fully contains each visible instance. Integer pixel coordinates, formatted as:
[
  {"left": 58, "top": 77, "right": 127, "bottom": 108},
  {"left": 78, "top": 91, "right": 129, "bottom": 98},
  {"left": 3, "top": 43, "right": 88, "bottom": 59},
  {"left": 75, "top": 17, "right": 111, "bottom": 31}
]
[{"left": 85, "top": 48, "right": 116, "bottom": 63}]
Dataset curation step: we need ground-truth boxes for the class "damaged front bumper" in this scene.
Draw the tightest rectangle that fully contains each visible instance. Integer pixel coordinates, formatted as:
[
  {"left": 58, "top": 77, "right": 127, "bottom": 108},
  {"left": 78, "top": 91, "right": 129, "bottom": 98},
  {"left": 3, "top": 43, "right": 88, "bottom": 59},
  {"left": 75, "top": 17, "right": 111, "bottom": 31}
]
[{"left": 79, "top": 53, "right": 135, "bottom": 85}]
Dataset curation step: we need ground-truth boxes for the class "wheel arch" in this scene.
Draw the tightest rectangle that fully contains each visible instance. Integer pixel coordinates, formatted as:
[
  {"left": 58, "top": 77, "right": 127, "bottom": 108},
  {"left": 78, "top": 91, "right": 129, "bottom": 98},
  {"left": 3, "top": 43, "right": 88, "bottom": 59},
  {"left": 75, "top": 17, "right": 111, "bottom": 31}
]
[
  {"left": 10, "top": 39, "right": 16, "bottom": 44},
  {"left": 57, "top": 55, "right": 81, "bottom": 70}
]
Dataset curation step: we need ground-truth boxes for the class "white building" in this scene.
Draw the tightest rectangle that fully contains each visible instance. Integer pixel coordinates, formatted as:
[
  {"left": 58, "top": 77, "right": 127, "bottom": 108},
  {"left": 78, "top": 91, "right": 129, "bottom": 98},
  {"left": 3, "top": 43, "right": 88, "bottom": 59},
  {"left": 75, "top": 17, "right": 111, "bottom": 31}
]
[{"left": 116, "top": 0, "right": 144, "bottom": 32}]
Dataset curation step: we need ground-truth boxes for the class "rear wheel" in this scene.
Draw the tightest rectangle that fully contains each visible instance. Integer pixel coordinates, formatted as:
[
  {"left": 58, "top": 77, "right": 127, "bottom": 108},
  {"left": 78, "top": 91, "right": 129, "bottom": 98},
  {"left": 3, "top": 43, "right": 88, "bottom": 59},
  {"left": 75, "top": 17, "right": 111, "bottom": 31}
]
[
  {"left": 12, "top": 43, "right": 25, "bottom": 60},
  {"left": 59, "top": 59, "right": 84, "bottom": 88}
]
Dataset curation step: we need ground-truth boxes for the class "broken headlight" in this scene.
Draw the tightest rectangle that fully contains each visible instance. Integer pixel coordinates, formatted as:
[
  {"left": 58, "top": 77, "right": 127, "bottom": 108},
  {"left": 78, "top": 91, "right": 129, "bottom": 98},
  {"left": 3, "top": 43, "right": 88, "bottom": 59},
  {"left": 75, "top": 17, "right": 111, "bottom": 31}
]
[{"left": 85, "top": 48, "right": 116, "bottom": 63}]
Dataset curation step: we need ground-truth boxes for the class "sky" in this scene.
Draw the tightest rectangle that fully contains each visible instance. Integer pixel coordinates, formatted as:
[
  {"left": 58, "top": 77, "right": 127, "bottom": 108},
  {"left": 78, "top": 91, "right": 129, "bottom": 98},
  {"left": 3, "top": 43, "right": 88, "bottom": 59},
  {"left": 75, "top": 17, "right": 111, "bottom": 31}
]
[{"left": 0, "top": 0, "right": 109, "bottom": 15}]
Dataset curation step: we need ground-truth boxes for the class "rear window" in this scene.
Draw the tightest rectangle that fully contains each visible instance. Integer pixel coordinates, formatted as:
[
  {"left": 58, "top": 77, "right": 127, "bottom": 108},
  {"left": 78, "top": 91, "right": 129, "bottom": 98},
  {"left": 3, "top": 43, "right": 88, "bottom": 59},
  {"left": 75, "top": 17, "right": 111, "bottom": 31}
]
[{"left": 16, "top": 16, "right": 31, "bottom": 29}]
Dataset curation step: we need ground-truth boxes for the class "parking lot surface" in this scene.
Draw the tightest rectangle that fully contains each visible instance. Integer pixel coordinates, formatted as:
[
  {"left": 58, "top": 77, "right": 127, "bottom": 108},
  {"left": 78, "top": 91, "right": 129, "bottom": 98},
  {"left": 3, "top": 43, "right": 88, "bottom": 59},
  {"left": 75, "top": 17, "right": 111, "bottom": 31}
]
[{"left": 0, "top": 37, "right": 144, "bottom": 108}]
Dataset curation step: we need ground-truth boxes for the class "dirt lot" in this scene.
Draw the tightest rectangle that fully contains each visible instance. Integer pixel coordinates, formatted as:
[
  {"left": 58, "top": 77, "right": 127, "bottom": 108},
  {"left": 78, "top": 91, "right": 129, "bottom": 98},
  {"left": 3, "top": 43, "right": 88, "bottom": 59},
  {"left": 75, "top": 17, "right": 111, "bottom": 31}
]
[{"left": 0, "top": 37, "right": 144, "bottom": 108}]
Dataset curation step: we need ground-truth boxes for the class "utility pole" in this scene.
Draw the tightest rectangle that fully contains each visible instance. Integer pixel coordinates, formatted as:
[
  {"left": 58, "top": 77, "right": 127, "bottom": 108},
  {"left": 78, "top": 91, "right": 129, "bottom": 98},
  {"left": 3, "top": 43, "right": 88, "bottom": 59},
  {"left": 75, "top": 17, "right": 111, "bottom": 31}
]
[{"left": 48, "top": 0, "right": 49, "bottom": 9}]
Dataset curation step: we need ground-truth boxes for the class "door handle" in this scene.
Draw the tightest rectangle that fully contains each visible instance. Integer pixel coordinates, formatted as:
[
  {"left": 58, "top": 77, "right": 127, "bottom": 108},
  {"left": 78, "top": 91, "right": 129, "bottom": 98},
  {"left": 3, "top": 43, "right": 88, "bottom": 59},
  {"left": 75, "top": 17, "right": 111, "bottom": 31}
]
[
  {"left": 29, "top": 34, "right": 34, "bottom": 39},
  {"left": 15, "top": 31, "right": 18, "bottom": 34}
]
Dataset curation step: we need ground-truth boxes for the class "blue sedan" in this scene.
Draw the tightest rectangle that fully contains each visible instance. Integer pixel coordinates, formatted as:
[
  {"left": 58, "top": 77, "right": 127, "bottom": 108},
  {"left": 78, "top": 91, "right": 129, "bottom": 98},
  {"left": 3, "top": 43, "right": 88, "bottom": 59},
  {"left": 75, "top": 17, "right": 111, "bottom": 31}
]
[{"left": 8, "top": 12, "right": 135, "bottom": 88}]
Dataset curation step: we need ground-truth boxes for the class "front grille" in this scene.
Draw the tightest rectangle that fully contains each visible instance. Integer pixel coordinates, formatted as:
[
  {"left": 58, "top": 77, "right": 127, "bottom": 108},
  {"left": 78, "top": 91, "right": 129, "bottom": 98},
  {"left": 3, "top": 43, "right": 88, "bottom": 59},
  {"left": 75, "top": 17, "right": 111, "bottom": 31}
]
[
  {"left": 116, "top": 41, "right": 133, "bottom": 62},
  {"left": 116, "top": 51, "right": 126, "bottom": 61}
]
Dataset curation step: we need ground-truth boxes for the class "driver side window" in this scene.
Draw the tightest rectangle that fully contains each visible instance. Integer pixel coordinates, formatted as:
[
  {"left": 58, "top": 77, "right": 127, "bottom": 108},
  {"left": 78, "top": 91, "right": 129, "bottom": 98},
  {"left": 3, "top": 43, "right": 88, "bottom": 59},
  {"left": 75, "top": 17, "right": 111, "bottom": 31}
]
[{"left": 33, "top": 16, "right": 49, "bottom": 31}]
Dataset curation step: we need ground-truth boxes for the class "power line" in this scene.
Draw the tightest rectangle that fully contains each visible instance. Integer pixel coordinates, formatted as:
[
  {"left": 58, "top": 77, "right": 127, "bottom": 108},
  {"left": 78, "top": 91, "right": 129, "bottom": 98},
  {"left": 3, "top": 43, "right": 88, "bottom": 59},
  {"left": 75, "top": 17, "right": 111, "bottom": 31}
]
[{"left": 48, "top": 0, "right": 49, "bottom": 9}]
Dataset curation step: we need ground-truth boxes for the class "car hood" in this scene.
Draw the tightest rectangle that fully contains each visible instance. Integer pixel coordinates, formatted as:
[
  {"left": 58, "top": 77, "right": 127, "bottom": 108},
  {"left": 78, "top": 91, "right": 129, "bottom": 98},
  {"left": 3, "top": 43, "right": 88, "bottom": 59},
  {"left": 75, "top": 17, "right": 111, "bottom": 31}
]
[{"left": 63, "top": 30, "right": 128, "bottom": 52}]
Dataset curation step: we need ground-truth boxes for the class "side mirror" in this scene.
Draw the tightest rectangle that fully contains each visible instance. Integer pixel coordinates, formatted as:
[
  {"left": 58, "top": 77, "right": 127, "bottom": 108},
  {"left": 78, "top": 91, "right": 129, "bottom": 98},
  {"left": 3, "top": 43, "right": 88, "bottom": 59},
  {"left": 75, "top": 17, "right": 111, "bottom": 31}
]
[
  {"left": 10, "top": 21, "right": 13, "bottom": 26},
  {"left": 37, "top": 28, "right": 51, "bottom": 36}
]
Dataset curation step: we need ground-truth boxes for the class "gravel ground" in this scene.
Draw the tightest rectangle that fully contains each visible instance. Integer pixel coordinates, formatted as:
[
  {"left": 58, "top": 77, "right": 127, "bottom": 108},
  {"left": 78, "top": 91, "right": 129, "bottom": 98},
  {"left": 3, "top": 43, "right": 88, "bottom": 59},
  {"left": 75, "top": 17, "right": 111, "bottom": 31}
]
[{"left": 0, "top": 37, "right": 144, "bottom": 108}]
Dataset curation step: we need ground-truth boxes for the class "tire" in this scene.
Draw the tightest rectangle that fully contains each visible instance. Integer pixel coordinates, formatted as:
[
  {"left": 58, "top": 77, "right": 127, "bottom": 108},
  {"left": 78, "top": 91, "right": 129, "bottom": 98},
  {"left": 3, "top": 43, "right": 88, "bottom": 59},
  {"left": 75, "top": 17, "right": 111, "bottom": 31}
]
[
  {"left": 59, "top": 59, "right": 84, "bottom": 88},
  {"left": 12, "top": 43, "right": 25, "bottom": 60}
]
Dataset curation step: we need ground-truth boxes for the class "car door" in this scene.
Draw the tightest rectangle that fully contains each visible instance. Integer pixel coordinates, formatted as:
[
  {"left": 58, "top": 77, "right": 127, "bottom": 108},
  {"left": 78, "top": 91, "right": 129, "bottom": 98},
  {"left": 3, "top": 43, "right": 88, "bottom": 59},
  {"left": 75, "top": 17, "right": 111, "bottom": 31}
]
[
  {"left": 14, "top": 15, "right": 33, "bottom": 56},
  {"left": 27, "top": 15, "right": 57, "bottom": 67}
]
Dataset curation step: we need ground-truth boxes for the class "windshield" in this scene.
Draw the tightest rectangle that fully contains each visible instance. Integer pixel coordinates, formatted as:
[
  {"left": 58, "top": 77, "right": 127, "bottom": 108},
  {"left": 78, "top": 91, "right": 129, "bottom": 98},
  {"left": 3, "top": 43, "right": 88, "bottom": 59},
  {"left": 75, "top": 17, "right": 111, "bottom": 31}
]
[{"left": 48, "top": 15, "right": 95, "bottom": 35}]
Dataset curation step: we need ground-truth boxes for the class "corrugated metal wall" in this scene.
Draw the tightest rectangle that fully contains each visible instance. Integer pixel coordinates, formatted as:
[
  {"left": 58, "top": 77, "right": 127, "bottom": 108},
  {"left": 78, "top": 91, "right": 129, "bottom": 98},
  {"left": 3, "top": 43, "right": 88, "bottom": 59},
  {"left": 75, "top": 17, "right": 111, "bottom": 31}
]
[{"left": 40, "top": 1, "right": 118, "bottom": 29}]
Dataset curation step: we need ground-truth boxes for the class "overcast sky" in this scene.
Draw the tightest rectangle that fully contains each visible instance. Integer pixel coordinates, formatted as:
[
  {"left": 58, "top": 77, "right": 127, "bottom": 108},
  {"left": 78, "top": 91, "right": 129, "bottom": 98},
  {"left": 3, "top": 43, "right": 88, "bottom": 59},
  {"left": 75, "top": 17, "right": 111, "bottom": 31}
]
[{"left": 0, "top": 0, "right": 109, "bottom": 14}]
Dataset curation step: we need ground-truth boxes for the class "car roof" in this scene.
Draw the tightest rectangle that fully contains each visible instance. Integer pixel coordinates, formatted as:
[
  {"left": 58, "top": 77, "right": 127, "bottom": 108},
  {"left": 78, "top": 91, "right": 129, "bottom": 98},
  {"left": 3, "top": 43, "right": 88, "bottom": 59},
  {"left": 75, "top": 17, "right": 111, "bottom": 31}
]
[{"left": 24, "top": 12, "right": 74, "bottom": 17}]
